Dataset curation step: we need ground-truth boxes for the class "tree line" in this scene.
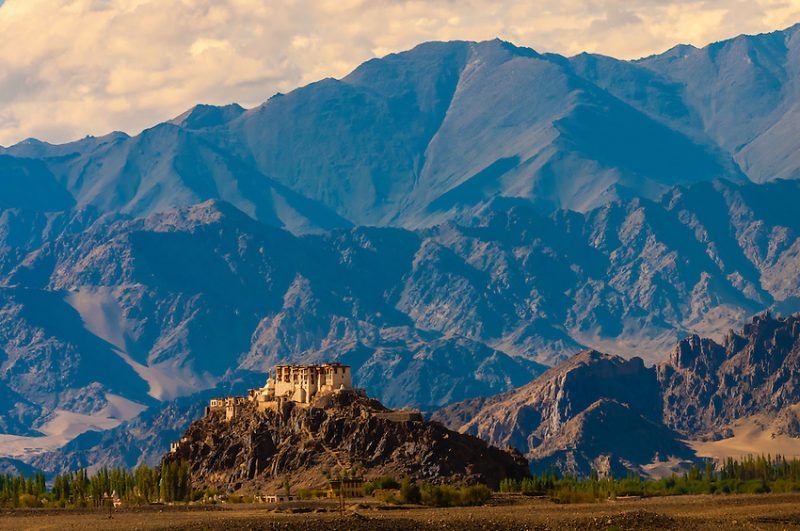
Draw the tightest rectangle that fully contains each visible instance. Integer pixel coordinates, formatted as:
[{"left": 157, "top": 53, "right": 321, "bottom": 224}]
[
  {"left": 501, "top": 454, "right": 800, "bottom": 503},
  {"left": 0, "top": 460, "right": 191, "bottom": 508},
  {"left": 2, "top": 454, "right": 799, "bottom": 509}
]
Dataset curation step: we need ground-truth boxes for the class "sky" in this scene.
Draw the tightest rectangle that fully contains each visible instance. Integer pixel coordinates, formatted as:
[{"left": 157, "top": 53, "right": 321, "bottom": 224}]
[{"left": 0, "top": 0, "right": 799, "bottom": 147}]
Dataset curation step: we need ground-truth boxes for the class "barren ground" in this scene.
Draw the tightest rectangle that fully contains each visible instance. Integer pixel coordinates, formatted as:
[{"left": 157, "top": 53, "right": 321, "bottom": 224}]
[{"left": 2, "top": 493, "right": 800, "bottom": 530}]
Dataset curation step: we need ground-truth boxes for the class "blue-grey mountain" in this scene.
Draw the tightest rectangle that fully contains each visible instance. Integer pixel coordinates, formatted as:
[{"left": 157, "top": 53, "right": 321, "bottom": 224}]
[{"left": 3, "top": 25, "right": 800, "bottom": 231}]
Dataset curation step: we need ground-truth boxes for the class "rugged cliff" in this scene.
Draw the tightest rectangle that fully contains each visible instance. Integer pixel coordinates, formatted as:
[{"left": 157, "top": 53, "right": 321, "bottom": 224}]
[
  {"left": 165, "top": 390, "right": 528, "bottom": 492},
  {"left": 658, "top": 312, "right": 800, "bottom": 437},
  {"left": 433, "top": 350, "right": 692, "bottom": 477},
  {"left": 435, "top": 314, "right": 800, "bottom": 477}
]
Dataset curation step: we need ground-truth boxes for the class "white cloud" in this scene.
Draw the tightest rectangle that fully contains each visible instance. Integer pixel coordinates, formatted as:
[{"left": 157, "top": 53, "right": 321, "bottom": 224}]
[{"left": 0, "top": 0, "right": 798, "bottom": 146}]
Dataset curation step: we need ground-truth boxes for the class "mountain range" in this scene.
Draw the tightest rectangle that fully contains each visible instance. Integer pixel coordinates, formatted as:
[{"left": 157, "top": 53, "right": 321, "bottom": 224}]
[
  {"left": 2, "top": 23, "right": 800, "bottom": 473},
  {"left": 3, "top": 24, "right": 800, "bottom": 231}
]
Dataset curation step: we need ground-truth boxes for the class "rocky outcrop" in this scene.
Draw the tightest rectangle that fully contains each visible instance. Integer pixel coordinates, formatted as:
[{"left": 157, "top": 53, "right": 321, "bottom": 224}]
[
  {"left": 438, "top": 314, "right": 800, "bottom": 477},
  {"left": 166, "top": 391, "right": 528, "bottom": 492},
  {"left": 658, "top": 313, "right": 800, "bottom": 437},
  {"left": 436, "top": 350, "right": 670, "bottom": 477},
  {"left": 527, "top": 399, "right": 694, "bottom": 477}
]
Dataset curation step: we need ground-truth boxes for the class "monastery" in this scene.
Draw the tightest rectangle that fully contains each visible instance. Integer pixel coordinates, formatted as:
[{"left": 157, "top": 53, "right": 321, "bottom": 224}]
[
  {"left": 204, "top": 363, "right": 357, "bottom": 420},
  {"left": 251, "top": 362, "right": 353, "bottom": 406}
]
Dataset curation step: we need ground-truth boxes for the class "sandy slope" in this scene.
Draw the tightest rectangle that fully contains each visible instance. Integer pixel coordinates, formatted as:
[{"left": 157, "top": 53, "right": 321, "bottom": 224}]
[
  {"left": 0, "top": 394, "right": 145, "bottom": 459},
  {"left": 690, "top": 412, "right": 800, "bottom": 461}
]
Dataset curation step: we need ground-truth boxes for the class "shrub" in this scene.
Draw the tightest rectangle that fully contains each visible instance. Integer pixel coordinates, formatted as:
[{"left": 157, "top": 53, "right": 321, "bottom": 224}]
[
  {"left": 421, "top": 484, "right": 459, "bottom": 507},
  {"left": 399, "top": 480, "right": 421, "bottom": 504},
  {"left": 460, "top": 484, "right": 492, "bottom": 506},
  {"left": 520, "top": 477, "right": 542, "bottom": 495},
  {"left": 372, "top": 476, "right": 400, "bottom": 490},
  {"left": 365, "top": 479, "right": 398, "bottom": 496},
  {"left": 375, "top": 490, "right": 400, "bottom": 504},
  {"left": 18, "top": 494, "right": 41, "bottom": 508},
  {"left": 297, "top": 488, "right": 323, "bottom": 499},
  {"left": 418, "top": 483, "right": 491, "bottom": 507}
]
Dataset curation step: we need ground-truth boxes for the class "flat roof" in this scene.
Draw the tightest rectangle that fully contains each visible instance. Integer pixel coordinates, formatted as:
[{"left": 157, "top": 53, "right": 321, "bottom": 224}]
[{"left": 274, "top": 362, "right": 350, "bottom": 369}]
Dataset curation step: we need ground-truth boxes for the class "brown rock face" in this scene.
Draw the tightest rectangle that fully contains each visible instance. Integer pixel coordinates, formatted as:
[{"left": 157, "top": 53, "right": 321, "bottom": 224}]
[
  {"left": 658, "top": 312, "right": 800, "bottom": 436},
  {"left": 527, "top": 398, "right": 694, "bottom": 476},
  {"left": 447, "top": 351, "right": 661, "bottom": 448},
  {"left": 436, "top": 313, "right": 800, "bottom": 477},
  {"left": 165, "top": 391, "right": 528, "bottom": 492},
  {"left": 435, "top": 350, "right": 676, "bottom": 477}
]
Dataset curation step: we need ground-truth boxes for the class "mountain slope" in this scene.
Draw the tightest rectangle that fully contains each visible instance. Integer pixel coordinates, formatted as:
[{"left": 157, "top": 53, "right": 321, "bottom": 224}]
[
  {"left": 658, "top": 313, "right": 800, "bottom": 436},
  {"left": 0, "top": 155, "right": 74, "bottom": 212},
  {"left": 638, "top": 24, "right": 800, "bottom": 183},
  {"left": 527, "top": 398, "right": 695, "bottom": 476},
  {"left": 433, "top": 349, "right": 693, "bottom": 477},
  {"left": 13, "top": 27, "right": 800, "bottom": 228},
  {"left": 209, "top": 38, "right": 739, "bottom": 226},
  {"left": 3, "top": 176, "right": 800, "bottom": 462},
  {"left": 3, "top": 26, "right": 800, "bottom": 472}
]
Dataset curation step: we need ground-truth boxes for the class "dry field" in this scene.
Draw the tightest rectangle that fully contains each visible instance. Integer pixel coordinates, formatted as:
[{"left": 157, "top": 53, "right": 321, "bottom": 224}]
[{"left": 2, "top": 493, "right": 800, "bottom": 530}]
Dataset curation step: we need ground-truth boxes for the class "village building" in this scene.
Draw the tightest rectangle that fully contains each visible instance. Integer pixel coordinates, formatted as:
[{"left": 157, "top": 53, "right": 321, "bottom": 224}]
[
  {"left": 169, "top": 436, "right": 190, "bottom": 453},
  {"left": 257, "top": 494, "right": 297, "bottom": 503},
  {"left": 225, "top": 396, "right": 248, "bottom": 421},
  {"left": 204, "top": 398, "right": 226, "bottom": 416},
  {"left": 327, "top": 477, "right": 365, "bottom": 499}
]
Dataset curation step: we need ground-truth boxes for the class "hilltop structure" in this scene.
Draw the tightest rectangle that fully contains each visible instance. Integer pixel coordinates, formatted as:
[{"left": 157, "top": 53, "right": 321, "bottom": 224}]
[
  {"left": 250, "top": 363, "right": 353, "bottom": 406},
  {"left": 205, "top": 363, "right": 356, "bottom": 420}
]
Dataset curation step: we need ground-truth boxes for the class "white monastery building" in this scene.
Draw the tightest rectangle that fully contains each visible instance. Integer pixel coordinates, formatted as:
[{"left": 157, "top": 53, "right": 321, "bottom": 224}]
[
  {"left": 206, "top": 363, "right": 355, "bottom": 419},
  {"left": 255, "top": 362, "right": 353, "bottom": 404}
]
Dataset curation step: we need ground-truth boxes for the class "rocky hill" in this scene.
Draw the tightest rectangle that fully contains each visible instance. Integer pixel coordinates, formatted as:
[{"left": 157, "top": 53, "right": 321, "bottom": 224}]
[
  {"left": 165, "top": 390, "right": 528, "bottom": 492},
  {"left": 435, "top": 313, "right": 800, "bottom": 477},
  {"left": 433, "top": 350, "right": 692, "bottom": 477}
]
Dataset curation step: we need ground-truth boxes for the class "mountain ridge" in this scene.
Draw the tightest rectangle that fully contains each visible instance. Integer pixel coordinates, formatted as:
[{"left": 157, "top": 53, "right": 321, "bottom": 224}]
[
  {"left": 4, "top": 25, "right": 799, "bottom": 231},
  {"left": 3, "top": 175, "right": 800, "bottom": 472}
]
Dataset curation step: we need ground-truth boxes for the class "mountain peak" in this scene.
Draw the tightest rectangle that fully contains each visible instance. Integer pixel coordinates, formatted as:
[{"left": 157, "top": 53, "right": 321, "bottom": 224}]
[
  {"left": 468, "top": 37, "right": 541, "bottom": 61},
  {"left": 139, "top": 199, "right": 261, "bottom": 234},
  {"left": 168, "top": 103, "right": 245, "bottom": 130}
]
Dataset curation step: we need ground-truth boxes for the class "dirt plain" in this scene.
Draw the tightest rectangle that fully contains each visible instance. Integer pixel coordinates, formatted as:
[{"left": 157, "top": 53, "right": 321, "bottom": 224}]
[{"left": 2, "top": 493, "right": 800, "bottom": 530}]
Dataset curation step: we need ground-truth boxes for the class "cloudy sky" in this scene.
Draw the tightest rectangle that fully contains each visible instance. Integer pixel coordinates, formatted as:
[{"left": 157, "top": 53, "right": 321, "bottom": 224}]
[{"left": 1, "top": 0, "right": 798, "bottom": 146}]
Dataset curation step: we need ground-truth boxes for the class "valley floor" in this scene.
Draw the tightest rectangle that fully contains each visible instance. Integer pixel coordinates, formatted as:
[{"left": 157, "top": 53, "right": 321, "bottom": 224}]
[{"left": 2, "top": 493, "right": 800, "bottom": 530}]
